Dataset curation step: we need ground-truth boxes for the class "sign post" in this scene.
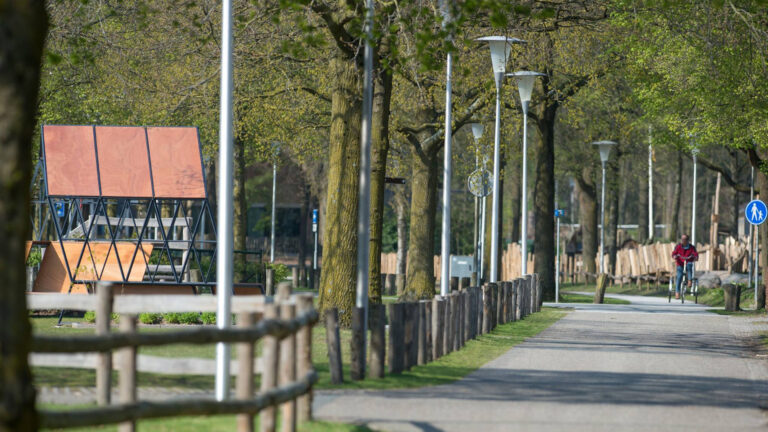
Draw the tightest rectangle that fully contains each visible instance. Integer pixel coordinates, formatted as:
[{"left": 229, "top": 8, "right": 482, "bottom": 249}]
[
  {"left": 312, "top": 209, "right": 318, "bottom": 271},
  {"left": 745, "top": 199, "right": 766, "bottom": 308},
  {"left": 554, "top": 209, "right": 565, "bottom": 303}
]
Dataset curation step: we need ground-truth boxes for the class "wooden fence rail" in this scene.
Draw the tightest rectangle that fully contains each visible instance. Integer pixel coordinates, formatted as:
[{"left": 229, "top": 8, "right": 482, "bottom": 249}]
[
  {"left": 329, "top": 274, "right": 542, "bottom": 383},
  {"left": 27, "top": 283, "right": 317, "bottom": 432}
]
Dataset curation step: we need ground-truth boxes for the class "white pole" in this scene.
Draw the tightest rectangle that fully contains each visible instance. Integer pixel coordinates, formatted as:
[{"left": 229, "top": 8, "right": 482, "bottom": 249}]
[
  {"left": 489, "top": 72, "right": 503, "bottom": 283},
  {"left": 691, "top": 153, "right": 697, "bottom": 245},
  {"left": 439, "top": 36, "right": 453, "bottom": 297},
  {"left": 313, "top": 210, "right": 318, "bottom": 271},
  {"left": 270, "top": 159, "right": 277, "bottom": 263},
  {"left": 521, "top": 109, "right": 529, "bottom": 277},
  {"left": 480, "top": 195, "right": 487, "bottom": 281},
  {"left": 749, "top": 167, "right": 754, "bottom": 305},
  {"left": 215, "top": 0, "right": 234, "bottom": 401},
  {"left": 555, "top": 215, "right": 560, "bottom": 303},
  {"left": 600, "top": 161, "right": 606, "bottom": 274},
  {"left": 354, "top": 0, "right": 374, "bottom": 376},
  {"left": 648, "top": 125, "right": 653, "bottom": 239}
]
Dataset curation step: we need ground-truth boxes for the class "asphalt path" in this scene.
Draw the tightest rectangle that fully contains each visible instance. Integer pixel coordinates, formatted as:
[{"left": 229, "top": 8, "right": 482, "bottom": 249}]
[{"left": 313, "top": 293, "right": 768, "bottom": 431}]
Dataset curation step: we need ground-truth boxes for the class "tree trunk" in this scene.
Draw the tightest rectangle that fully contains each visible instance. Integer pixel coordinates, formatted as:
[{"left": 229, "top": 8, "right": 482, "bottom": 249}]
[
  {"left": 404, "top": 137, "right": 439, "bottom": 300},
  {"left": 508, "top": 155, "right": 521, "bottom": 244},
  {"left": 394, "top": 190, "right": 408, "bottom": 296},
  {"left": 318, "top": 52, "right": 362, "bottom": 324},
  {"left": 607, "top": 160, "right": 620, "bottom": 274},
  {"left": 297, "top": 183, "right": 310, "bottom": 287},
  {"left": 670, "top": 153, "right": 682, "bottom": 240},
  {"left": 637, "top": 157, "right": 649, "bottom": 243},
  {"left": 204, "top": 159, "right": 217, "bottom": 248},
  {"left": 533, "top": 101, "right": 557, "bottom": 301},
  {"left": 755, "top": 152, "right": 768, "bottom": 310},
  {"left": 0, "top": 2, "right": 47, "bottom": 430},
  {"left": 367, "top": 40, "right": 393, "bottom": 305},
  {"left": 576, "top": 166, "right": 598, "bottom": 282},
  {"left": 233, "top": 137, "right": 246, "bottom": 282},
  {"left": 483, "top": 170, "right": 504, "bottom": 282}
]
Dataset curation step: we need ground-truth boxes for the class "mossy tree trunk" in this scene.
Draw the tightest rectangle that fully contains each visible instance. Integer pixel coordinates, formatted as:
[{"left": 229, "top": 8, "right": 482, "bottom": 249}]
[
  {"left": 533, "top": 96, "right": 558, "bottom": 301},
  {"left": 670, "top": 153, "right": 682, "bottom": 240},
  {"left": 367, "top": 37, "right": 394, "bottom": 305},
  {"left": 576, "top": 165, "right": 598, "bottom": 282},
  {"left": 318, "top": 51, "right": 363, "bottom": 325},
  {"left": 404, "top": 118, "right": 439, "bottom": 300},
  {"left": 0, "top": 2, "right": 48, "bottom": 430},
  {"left": 233, "top": 137, "right": 246, "bottom": 282}
]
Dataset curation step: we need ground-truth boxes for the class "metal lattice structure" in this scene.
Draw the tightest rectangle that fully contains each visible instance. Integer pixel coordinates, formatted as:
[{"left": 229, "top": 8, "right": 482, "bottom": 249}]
[{"left": 31, "top": 125, "right": 217, "bottom": 293}]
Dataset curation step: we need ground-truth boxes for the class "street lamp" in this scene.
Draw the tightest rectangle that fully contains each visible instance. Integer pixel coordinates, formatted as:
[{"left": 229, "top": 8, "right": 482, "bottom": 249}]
[
  {"left": 508, "top": 71, "right": 545, "bottom": 276},
  {"left": 438, "top": 0, "right": 455, "bottom": 298},
  {"left": 270, "top": 142, "right": 280, "bottom": 264},
  {"left": 593, "top": 140, "right": 617, "bottom": 275},
  {"left": 470, "top": 123, "right": 485, "bottom": 283},
  {"left": 691, "top": 146, "right": 699, "bottom": 246},
  {"left": 476, "top": 36, "right": 525, "bottom": 283}
]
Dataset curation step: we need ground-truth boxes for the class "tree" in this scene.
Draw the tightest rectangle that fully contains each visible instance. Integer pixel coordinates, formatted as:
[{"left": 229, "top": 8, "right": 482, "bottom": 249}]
[{"left": 0, "top": 2, "right": 48, "bottom": 431}]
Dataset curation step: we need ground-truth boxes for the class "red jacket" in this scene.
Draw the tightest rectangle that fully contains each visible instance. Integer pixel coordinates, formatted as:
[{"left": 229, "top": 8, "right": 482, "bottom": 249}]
[{"left": 672, "top": 243, "right": 698, "bottom": 267}]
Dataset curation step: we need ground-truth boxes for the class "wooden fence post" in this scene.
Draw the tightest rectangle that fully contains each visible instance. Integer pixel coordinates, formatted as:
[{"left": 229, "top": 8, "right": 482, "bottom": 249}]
[
  {"left": 402, "top": 303, "right": 413, "bottom": 369},
  {"left": 117, "top": 314, "right": 137, "bottom": 432},
  {"left": 444, "top": 295, "right": 453, "bottom": 354},
  {"left": 96, "top": 282, "right": 113, "bottom": 406},
  {"left": 409, "top": 303, "right": 420, "bottom": 367},
  {"left": 265, "top": 268, "right": 274, "bottom": 296},
  {"left": 476, "top": 287, "right": 483, "bottom": 336},
  {"left": 490, "top": 283, "right": 498, "bottom": 330},
  {"left": 511, "top": 281, "right": 518, "bottom": 322},
  {"left": 431, "top": 297, "right": 443, "bottom": 360},
  {"left": 534, "top": 274, "right": 541, "bottom": 312},
  {"left": 515, "top": 279, "right": 523, "bottom": 320},
  {"left": 423, "top": 300, "right": 433, "bottom": 362},
  {"left": 369, "top": 304, "right": 386, "bottom": 379},
  {"left": 499, "top": 283, "right": 507, "bottom": 325},
  {"left": 482, "top": 284, "right": 492, "bottom": 334},
  {"left": 417, "top": 301, "right": 427, "bottom": 365},
  {"left": 237, "top": 311, "right": 256, "bottom": 432},
  {"left": 350, "top": 307, "right": 365, "bottom": 380},
  {"left": 296, "top": 295, "right": 314, "bottom": 422},
  {"left": 279, "top": 302, "right": 297, "bottom": 432},
  {"left": 463, "top": 289, "right": 471, "bottom": 342},
  {"left": 387, "top": 303, "right": 405, "bottom": 374},
  {"left": 260, "top": 304, "right": 280, "bottom": 432},
  {"left": 324, "top": 309, "right": 343, "bottom": 385}
]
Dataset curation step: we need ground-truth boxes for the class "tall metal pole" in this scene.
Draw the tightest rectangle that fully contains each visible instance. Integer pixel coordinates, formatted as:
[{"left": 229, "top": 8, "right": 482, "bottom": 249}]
[
  {"left": 750, "top": 167, "right": 755, "bottom": 305},
  {"left": 754, "top": 225, "right": 759, "bottom": 304},
  {"left": 691, "top": 152, "right": 698, "bottom": 245},
  {"left": 439, "top": 0, "right": 453, "bottom": 297},
  {"left": 600, "top": 161, "right": 606, "bottom": 274},
  {"left": 555, "top": 215, "right": 560, "bottom": 303},
  {"left": 313, "top": 209, "right": 318, "bottom": 271},
  {"left": 215, "top": 0, "right": 234, "bottom": 401},
  {"left": 489, "top": 72, "right": 503, "bottom": 283},
  {"left": 648, "top": 125, "right": 653, "bottom": 239},
  {"left": 270, "top": 158, "right": 277, "bottom": 263},
  {"left": 521, "top": 109, "right": 529, "bottom": 276},
  {"left": 473, "top": 154, "right": 479, "bottom": 282},
  {"left": 480, "top": 195, "right": 487, "bottom": 281},
  {"left": 354, "top": 0, "right": 374, "bottom": 377}
]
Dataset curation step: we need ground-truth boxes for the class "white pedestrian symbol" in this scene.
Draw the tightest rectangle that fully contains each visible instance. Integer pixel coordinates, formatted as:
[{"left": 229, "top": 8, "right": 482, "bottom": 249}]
[{"left": 752, "top": 203, "right": 764, "bottom": 222}]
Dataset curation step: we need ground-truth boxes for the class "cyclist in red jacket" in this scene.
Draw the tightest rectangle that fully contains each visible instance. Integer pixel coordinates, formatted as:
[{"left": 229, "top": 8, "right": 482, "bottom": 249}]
[{"left": 672, "top": 234, "right": 698, "bottom": 299}]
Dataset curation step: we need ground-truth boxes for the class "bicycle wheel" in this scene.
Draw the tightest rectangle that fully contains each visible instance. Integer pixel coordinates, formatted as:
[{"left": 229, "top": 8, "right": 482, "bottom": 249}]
[
  {"left": 668, "top": 279, "right": 673, "bottom": 303},
  {"left": 680, "top": 275, "right": 686, "bottom": 304}
]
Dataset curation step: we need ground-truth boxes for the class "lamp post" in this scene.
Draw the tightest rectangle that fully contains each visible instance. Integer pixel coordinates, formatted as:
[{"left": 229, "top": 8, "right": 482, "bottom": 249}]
[
  {"left": 593, "top": 141, "right": 617, "bottom": 275},
  {"left": 215, "top": 0, "right": 234, "bottom": 401},
  {"left": 470, "top": 123, "right": 485, "bottom": 282},
  {"left": 270, "top": 143, "right": 280, "bottom": 263},
  {"left": 691, "top": 147, "right": 699, "bottom": 246},
  {"left": 476, "top": 36, "right": 525, "bottom": 283},
  {"left": 648, "top": 125, "right": 654, "bottom": 239},
  {"left": 508, "top": 71, "right": 545, "bottom": 276},
  {"left": 438, "top": 0, "right": 455, "bottom": 297}
]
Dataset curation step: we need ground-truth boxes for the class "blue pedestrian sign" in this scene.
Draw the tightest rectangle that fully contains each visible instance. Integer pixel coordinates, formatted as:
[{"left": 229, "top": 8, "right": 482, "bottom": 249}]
[
  {"left": 312, "top": 209, "right": 318, "bottom": 224},
  {"left": 745, "top": 199, "right": 767, "bottom": 225},
  {"left": 54, "top": 202, "right": 65, "bottom": 218},
  {"left": 554, "top": 209, "right": 565, "bottom": 218}
]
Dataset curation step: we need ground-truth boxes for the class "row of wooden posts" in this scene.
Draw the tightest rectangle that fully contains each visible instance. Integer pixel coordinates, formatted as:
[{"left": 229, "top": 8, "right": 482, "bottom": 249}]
[
  {"left": 27, "top": 283, "right": 317, "bottom": 432},
  {"left": 324, "top": 274, "right": 542, "bottom": 382}
]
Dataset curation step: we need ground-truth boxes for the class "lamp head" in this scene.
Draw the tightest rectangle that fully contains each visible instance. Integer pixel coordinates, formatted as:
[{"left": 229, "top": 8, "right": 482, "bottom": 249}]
[
  {"left": 507, "top": 71, "right": 546, "bottom": 114},
  {"left": 470, "top": 123, "right": 484, "bottom": 141},
  {"left": 592, "top": 140, "right": 617, "bottom": 163},
  {"left": 475, "top": 36, "right": 526, "bottom": 75}
]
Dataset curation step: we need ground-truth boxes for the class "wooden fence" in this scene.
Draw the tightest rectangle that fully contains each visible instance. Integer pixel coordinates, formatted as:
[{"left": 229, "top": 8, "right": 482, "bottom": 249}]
[
  {"left": 26, "top": 283, "right": 317, "bottom": 432},
  {"left": 324, "top": 274, "right": 542, "bottom": 382}
]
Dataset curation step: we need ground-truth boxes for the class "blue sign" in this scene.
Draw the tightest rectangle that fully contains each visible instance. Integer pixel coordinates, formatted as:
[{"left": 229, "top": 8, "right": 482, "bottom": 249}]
[
  {"left": 745, "top": 199, "right": 767, "bottom": 225},
  {"left": 54, "top": 202, "right": 65, "bottom": 218},
  {"left": 554, "top": 209, "right": 565, "bottom": 218},
  {"left": 312, "top": 209, "right": 318, "bottom": 224}
]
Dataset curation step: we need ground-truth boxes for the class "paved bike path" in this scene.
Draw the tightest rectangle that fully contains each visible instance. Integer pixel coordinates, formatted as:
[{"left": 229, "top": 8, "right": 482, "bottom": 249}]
[{"left": 313, "top": 294, "right": 768, "bottom": 431}]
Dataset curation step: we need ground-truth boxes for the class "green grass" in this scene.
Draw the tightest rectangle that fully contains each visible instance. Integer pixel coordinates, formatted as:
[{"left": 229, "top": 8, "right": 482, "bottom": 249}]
[
  {"left": 559, "top": 292, "right": 630, "bottom": 305},
  {"left": 697, "top": 285, "right": 756, "bottom": 309},
  {"left": 32, "top": 308, "right": 567, "bottom": 392},
  {"left": 39, "top": 404, "right": 374, "bottom": 432}
]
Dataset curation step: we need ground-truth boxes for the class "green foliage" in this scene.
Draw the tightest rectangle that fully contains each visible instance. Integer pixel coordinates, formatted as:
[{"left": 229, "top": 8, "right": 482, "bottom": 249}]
[
  {"left": 83, "top": 311, "right": 119, "bottom": 323},
  {"left": 163, "top": 312, "right": 181, "bottom": 324},
  {"left": 266, "top": 262, "right": 290, "bottom": 284},
  {"left": 26, "top": 247, "right": 42, "bottom": 267},
  {"left": 178, "top": 312, "right": 201, "bottom": 325},
  {"left": 201, "top": 312, "right": 216, "bottom": 325},
  {"left": 139, "top": 313, "right": 163, "bottom": 325}
]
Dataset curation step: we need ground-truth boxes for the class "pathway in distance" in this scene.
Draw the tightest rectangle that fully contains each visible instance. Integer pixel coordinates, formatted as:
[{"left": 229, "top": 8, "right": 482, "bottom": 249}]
[{"left": 313, "top": 294, "right": 768, "bottom": 431}]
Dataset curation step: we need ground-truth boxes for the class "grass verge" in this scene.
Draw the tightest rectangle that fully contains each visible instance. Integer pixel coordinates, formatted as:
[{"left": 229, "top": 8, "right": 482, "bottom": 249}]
[{"left": 559, "top": 293, "right": 630, "bottom": 305}]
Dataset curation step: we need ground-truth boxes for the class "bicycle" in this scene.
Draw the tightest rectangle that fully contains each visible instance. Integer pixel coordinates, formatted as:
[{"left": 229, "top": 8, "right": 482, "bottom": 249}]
[{"left": 669, "top": 256, "right": 697, "bottom": 304}]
